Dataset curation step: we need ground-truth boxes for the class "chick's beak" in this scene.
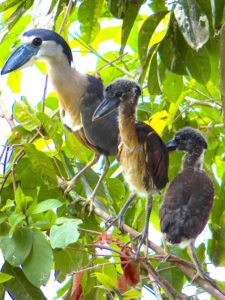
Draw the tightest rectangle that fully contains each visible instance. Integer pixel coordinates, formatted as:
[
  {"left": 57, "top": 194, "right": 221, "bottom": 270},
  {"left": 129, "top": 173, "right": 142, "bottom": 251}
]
[{"left": 92, "top": 97, "right": 120, "bottom": 121}]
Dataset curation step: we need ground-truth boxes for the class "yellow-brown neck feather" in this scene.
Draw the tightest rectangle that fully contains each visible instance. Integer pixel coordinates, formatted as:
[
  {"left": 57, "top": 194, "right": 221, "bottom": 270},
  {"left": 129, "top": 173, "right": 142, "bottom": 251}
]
[{"left": 118, "top": 100, "right": 138, "bottom": 148}]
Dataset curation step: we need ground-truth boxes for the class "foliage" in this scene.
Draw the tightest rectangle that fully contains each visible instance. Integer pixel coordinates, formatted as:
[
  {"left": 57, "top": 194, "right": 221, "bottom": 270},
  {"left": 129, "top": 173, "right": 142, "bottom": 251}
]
[{"left": 0, "top": 0, "right": 225, "bottom": 299}]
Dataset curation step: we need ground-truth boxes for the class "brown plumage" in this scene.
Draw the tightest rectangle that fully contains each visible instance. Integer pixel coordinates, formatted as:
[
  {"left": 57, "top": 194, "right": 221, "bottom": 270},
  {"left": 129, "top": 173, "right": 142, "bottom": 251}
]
[
  {"left": 93, "top": 79, "right": 169, "bottom": 257},
  {"left": 160, "top": 127, "right": 215, "bottom": 283}
]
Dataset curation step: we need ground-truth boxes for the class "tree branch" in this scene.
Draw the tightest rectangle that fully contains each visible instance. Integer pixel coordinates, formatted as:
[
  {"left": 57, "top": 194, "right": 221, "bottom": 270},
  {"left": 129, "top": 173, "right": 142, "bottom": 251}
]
[
  {"left": 185, "top": 96, "right": 221, "bottom": 110},
  {"left": 91, "top": 206, "right": 225, "bottom": 299},
  {"left": 220, "top": 23, "right": 225, "bottom": 132}
]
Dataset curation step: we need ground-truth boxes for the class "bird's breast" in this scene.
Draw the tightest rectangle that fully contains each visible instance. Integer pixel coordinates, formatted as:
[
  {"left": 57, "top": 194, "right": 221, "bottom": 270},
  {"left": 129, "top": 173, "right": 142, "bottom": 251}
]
[
  {"left": 60, "top": 108, "right": 83, "bottom": 132},
  {"left": 119, "top": 143, "right": 153, "bottom": 195}
]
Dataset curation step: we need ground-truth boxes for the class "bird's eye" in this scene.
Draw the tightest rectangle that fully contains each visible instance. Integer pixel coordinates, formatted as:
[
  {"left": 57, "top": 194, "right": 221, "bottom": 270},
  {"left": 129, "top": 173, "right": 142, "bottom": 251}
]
[
  {"left": 115, "top": 91, "right": 122, "bottom": 98},
  {"left": 32, "top": 37, "right": 42, "bottom": 46},
  {"left": 174, "top": 135, "right": 180, "bottom": 142}
]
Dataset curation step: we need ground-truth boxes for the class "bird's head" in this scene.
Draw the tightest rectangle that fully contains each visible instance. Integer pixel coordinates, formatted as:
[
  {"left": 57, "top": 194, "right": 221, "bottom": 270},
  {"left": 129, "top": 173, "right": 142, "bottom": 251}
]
[
  {"left": 1, "top": 29, "right": 73, "bottom": 75},
  {"left": 92, "top": 79, "right": 141, "bottom": 121},
  {"left": 166, "top": 127, "right": 207, "bottom": 153}
]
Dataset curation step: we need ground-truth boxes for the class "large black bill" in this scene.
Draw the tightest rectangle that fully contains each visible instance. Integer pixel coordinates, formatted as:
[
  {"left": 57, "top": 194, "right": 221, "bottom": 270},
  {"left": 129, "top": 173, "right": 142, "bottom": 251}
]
[
  {"left": 166, "top": 139, "right": 178, "bottom": 151},
  {"left": 92, "top": 97, "right": 120, "bottom": 121},
  {"left": 1, "top": 44, "right": 39, "bottom": 75}
]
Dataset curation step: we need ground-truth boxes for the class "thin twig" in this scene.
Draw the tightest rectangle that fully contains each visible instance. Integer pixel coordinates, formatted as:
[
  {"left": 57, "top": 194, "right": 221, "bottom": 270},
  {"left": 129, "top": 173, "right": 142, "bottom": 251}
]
[
  {"left": 185, "top": 96, "right": 221, "bottom": 110},
  {"left": 0, "top": 98, "right": 16, "bottom": 128},
  {"left": 97, "top": 52, "right": 128, "bottom": 72},
  {"left": 69, "top": 260, "right": 132, "bottom": 276},
  {"left": 41, "top": 75, "right": 48, "bottom": 113},
  {"left": 74, "top": 36, "right": 134, "bottom": 78},
  {"left": 84, "top": 244, "right": 124, "bottom": 257},
  {"left": 78, "top": 228, "right": 101, "bottom": 235},
  {"left": 142, "top": 261, "right": 186, "bottom": 300},
  {"left": 58, "top": 0, "right": 75, "bottom": 34},
  {"left": 90, "top": 206, "right": 225, "bottom": 299}
]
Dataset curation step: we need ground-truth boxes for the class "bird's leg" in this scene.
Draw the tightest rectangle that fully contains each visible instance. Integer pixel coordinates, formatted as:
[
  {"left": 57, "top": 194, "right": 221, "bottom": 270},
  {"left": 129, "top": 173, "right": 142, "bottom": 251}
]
[
  {"left": 105, "top": 193, "right": 136, "bottom": 231},
  {"left": 135, "top": 195, "right": 152, "bottom": 260},
  {"left": 187, "top": 240, "right": 216, "bottom": 286},
  {"left": 83, "top": 157, "right": 110, "bottom": 214},
  {"left": 64, "top": 154, "right": 100, "bottom": 196},
  {"left": 162, "top": 235, "right": 171, "bottom": 262}
]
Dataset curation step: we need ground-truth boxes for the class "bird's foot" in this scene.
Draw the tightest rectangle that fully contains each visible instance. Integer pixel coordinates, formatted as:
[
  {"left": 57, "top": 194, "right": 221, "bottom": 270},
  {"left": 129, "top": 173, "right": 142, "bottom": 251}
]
[
  {"left": 104, "top": 215, "right": 124, "bottom": 232},
  {"left": 192, "top": 269, "right": 216, "bottom": 286},
  {"left": 77, "top": 195, "right": 95, "bottom": 216},
  {"left": 135, "top": 231, "right": 148, "bottom": 260},
  {"left": 162, "top": 253, "right": 171, "bottom": 263},
  {"left": 63, "top": 177, "right": 79, "bottom": 196}
]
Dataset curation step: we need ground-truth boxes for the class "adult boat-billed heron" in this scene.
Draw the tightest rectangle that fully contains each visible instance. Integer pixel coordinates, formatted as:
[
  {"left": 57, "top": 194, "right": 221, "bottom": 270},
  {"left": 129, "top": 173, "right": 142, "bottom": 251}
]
[
  {"left": 1, "top": 29, "right": 119, "bottom": 211},
  {"left": 160, "top": 127, "right": 215, "bottom": 284},
  {"left": 93, "top": 79, "right": 169, "bottom": 257}
]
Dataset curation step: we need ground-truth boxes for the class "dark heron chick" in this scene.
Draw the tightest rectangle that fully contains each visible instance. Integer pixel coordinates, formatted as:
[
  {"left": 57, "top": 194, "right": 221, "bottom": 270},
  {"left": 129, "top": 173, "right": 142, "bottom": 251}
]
[
  {"left": 93, "top": 79, "right": 169, "bottom": 258},
  {"left": 1, "top": 29, "right": 119, "bottom": 212},
  {"left": 160, "top": 127, "right": 215, "bottom": 283}
]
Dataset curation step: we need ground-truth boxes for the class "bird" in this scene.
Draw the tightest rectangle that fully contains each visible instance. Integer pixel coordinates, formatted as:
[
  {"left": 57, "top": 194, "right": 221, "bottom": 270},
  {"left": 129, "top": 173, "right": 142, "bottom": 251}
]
[
  {"left": 159, "top": 127, "right": 214, "bottom": 283},
  {"left": 1, "top": 28, "right": 119, "bottom": 211},
  {"left": 93, "top": 79, "right": 169, "bottom": 257}
]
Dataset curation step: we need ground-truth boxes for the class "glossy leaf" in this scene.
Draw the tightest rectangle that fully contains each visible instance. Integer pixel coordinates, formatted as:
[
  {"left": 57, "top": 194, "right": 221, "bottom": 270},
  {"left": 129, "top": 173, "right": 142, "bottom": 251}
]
[
  {"left": 24, "top": 144, "right": 56, "bottom": 188},
  {"left": 0, "top": 227, "right": 33, "bottom": 267},
  {"left": 174, "top": 0, "right": 209, "bottom": 50},
  {"left": 120, "top": 0, "right": 145, "bottom": 53},
  {"left": 0, "top": 272, "right": 13, "bottom": 283},
  {"left": 185, "top": 46, "right": 211, "bottom": 83},
  {"left": 13, "top": 100, "right": 41, "bottom": 132},
  {"left": 50, "top": 218, "right": 82, "bottom": 249},
  {"left": 138, "top": 12, "right": 167, "bottom": 66},
  {"left": 158, "top": 18, "right": 188, "bottom": 75},
  {"left": 2, "top": 262, "right": 46, "bottom": 300},
  {"left": 23, "top": 229, "right": 53, "bottom": 287},
  {"left": 78, "top": 0, "right": 104, "bottom": 43},
  {"left": 211, "top": 0, "right": 225, "bottom": 29},
  {"left": 31, "top": 199, "right": 63, "bottom": 215}
]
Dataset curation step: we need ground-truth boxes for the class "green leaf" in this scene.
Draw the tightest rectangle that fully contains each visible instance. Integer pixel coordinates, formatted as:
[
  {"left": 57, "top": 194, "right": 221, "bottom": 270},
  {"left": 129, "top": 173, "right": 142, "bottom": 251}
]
[
  {"left": 78, "top": 0, "right": 104, "bottom": 43},
  {"left": 8, "top": 212, "right": 25, "bottom": 236},
  {"left": 31, "top": 199, "right": 63, "bottom": 215},
  {"left": 138, "top": 12, "right": 167, "bottom": 66},
  {"left": 50, "top": 218, "right": 82, "bottom": 249},
  {"left": 105, "top": 178, "right": 125, "bottom": 202},
  {"left": 23, "top": 229, "right": 53, "bottom": 287},
  {"left": 106, "top": 0, "right": 126, "bottom": 18},
  {"left": 24, "top": 144, "right": 56, "bottom": 188},
  {"left": 13, "top": 99, "right": 41, "bottom": 131},
  {"left": 36, "top": 112, "right": 63, "bottom": 149},
  {"left": 211, "top": 0, "right": 225, "bottom": 29},
  {"left": 2, "top": 262, "right": 46, "bottom": 300},
  {"left": 158, "top": 19, "right": 188, "bottom": 75},
  {"left": 0, "top": 272, "right": 13, "bottom": 283},
  {"left": 0, "top": 0, "right": 23, "bottom": 12},
  {"left": 0, "top": 227, "right": 33, "bottom": 267},
  {"left": 185, "top": 47, "right": 211, "bottom": 84},
  {"left": 54, "top": 246, "right": 87, "bottom": 277},
  {"left": 148, "top": 52, "right": 161, "bottom": 95},
  {"left": 174, "top": 0, "right": 209, "bottom": 50},
  {"left": 120, "top": 0, "right": 145, "bottom": 53},
  {"left": 15, "top": 185, "right": 33, "bottom": 213},
  {"left": 122, "top": 289, "right": 142, "bottom": 299},
  {"left": 95, "top": 272, "right": 117, "bottom": 291},
  {"left": 162, "top": 71, "right": 183, "bottom": 101},
  {"left": 7, "top": 71, "right": 21, "bottom": 93}
]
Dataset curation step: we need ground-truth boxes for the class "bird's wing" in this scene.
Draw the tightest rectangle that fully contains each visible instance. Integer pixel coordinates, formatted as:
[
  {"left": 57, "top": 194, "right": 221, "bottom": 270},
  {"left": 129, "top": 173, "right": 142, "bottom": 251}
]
[{"left": 136, "top": 122, "right": 169, "bottom": 190}]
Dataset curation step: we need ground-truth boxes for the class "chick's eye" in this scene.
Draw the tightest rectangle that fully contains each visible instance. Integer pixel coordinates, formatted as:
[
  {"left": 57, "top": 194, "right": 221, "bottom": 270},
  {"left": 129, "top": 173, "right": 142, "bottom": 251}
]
[
  {"left": 32, "top": 37, "right": 42, "bottom": 46},
  {"left": 115, "top": 91, "right": 122, "bottom": 98},
  {"left": 175, "top": 135, "right": 180, "bottom": 142}
]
